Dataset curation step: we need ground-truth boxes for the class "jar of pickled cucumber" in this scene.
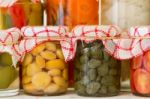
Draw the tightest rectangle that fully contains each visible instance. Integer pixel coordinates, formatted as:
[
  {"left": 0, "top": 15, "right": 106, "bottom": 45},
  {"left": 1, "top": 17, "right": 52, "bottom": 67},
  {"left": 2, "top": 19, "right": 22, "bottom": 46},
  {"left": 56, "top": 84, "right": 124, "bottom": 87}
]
[
  {"left": 74, "top": 40, "right": 121, "bottom": 97},
  {"left": 0, "top": 0, "right": 43, "bottom": 29},
  {"left": 0, "top": 28, "right": 21, "bottom": 97},
  {"left": 20, "top": 26, "right": 68, "bottom": 96},
  {"left": 131, "top": 51, "right": 150, "bottom": 96}
]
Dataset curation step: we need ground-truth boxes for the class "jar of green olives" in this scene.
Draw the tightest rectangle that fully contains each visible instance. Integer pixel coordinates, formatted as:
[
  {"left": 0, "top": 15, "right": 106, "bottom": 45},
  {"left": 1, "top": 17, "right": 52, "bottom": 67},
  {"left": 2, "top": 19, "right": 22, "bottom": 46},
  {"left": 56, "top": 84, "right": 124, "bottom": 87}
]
[
  {"left": 0, "top": 28, "right": 21, "bottom": 97},
  {"left": 74, "top": 40, "right": 121, "bottom": 97}
]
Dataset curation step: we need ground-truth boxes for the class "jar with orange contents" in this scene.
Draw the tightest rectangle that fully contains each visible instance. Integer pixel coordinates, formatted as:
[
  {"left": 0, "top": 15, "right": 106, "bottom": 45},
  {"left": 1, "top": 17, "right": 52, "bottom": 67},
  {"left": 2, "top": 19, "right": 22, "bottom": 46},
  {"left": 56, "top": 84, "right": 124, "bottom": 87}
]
[
  {"left": 66, "top": 0, "right": 99, "bottom": 29},
  {"left": 131, "top": 52, "right": 150, "bottom": 96}
]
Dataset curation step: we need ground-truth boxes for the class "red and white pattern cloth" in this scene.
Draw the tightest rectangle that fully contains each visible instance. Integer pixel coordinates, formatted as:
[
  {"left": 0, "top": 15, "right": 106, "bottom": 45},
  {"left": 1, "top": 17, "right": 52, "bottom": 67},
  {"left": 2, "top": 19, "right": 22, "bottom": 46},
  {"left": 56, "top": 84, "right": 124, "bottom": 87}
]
[
  {"left": 1, "top": 25, "right": 150, "bottom": 62},
  {"left": 105, "top": 26, "right": 150, "bottom": 60},
  {"left": 19, "top": 26, "right": 73, "bottom": 61},
  {"left": 0, "top": 0, "right": 40, "bottom": 7},
  {"left": 69, "top": 25, "right": 120, "bottom": 60},
  {"left": 0, "top": 28, "right": 21, "bottom": 66},
  {"left": 70, "top": 25, "right": 150, "bottom": 60}
]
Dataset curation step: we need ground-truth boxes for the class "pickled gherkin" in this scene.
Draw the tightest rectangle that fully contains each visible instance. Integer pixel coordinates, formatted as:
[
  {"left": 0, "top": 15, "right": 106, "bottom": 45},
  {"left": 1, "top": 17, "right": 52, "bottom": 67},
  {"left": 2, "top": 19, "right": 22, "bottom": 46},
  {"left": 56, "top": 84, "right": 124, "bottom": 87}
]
[{"left": 74, "top": 40, "right": 121, "bottom": 97}]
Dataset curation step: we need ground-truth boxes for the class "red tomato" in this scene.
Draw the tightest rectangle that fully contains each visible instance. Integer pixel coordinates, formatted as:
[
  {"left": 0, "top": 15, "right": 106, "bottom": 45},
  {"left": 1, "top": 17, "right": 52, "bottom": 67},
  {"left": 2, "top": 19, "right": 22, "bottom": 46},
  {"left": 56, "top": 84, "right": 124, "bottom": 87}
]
[
  {"left": 144, "top": 52, "right": 150, "bottom": 72},
  {"left": 8, "top": 4, "right": 26, "bottom": 28},
  {"left": 133, "top": 69, "right": 150, "bottom": 94},
  {"left": 131, "top": 56, "right": 142, "bottom": 69}
]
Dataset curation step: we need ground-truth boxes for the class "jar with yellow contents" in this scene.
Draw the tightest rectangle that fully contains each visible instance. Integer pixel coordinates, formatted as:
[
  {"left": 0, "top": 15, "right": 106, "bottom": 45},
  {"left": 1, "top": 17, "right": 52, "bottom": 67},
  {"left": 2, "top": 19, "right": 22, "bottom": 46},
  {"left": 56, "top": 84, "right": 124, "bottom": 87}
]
[{"left": 20, "top": 26, "right": 68, "bottom": 96}]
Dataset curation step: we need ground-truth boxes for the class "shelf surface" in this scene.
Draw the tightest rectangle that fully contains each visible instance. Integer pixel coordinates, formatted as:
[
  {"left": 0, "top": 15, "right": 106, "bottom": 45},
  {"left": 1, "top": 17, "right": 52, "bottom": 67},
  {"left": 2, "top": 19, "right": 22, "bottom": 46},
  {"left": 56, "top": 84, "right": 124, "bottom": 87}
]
[{"left": 0, "top": 89, "right": 150, "bottom": 99}]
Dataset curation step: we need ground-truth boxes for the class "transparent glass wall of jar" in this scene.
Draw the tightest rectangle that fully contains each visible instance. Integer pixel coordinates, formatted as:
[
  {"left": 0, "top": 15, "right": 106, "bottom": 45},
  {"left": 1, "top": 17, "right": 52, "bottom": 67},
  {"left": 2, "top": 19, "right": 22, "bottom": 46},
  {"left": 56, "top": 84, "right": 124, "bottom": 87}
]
[{"left": 100, "top": 0, "right": 150, "bottom": 91}]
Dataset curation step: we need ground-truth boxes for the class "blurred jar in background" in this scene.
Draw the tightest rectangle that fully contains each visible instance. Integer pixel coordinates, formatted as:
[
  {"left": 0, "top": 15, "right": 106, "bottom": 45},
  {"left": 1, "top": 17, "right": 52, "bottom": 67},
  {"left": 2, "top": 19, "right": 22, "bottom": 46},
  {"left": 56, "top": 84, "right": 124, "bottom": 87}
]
[
  {"left": 66, "top": 0, "right": 99, "bottom": 29},
  {"left": 100, "top": 0, "right": 150, "bottom": 30},
  {"left": 45, "top": 0, "right": 67, "bottom": 26},
  {"left": 100, "top": 0, "right": 150, "bottom": 91},
  {"left": 0, "top": 0, "right": 43, "bottom": 29}
]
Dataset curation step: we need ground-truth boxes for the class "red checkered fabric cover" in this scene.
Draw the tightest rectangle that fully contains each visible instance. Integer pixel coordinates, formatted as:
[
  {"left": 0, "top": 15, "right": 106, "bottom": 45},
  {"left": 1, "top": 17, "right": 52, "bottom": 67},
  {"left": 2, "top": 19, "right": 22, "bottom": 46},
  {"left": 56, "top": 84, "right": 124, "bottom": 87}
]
[
  {"left": 19, "top": 26, "right": 72, "bottom": 61},
  {"left": 0, "top": 28, "right": 21, "bottom": 66},
  {"left": 0, "top": 0, "right": 40, "bottom": 7},
  {"left": 105, "top": 26, "right": 150, "bottom": 60},
  {"left": 69, "top": 25, "right": 120, "bottom": 60},
  {"left": 71, "top": 25, "right": 150, "bottom": 60}
]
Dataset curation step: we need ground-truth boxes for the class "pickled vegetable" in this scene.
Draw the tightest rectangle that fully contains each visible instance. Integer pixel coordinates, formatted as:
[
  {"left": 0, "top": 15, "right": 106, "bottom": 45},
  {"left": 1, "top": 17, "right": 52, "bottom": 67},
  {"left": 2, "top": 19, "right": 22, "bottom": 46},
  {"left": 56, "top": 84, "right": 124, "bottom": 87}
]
[
  {"left": 46, "top": 0, "right": 66, "bottom": 25},
  {"left": 66, "top": 0, "right": 99, "bottom": 28},
  {"left": 131, "top": 52, "right": 150, "bottom": 96},
  {"left": 22, "top": 42, "right": 68, "bottom": 95},
  {"left": 0, "top": 2, "right": 43, "bottom": 29},
  {"left": 74, "top": 41, "right": 121, "bottom": 97}
]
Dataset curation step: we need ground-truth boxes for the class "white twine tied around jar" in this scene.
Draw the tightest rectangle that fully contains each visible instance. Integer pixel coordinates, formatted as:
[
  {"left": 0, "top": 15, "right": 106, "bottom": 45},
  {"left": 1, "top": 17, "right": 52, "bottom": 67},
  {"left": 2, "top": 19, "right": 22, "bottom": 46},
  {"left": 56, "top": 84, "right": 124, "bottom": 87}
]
[
  {"left": 19, "top": 26, "right": 73, "bottom": 62},
  {"left": 0, "top": 28, "right": 21, "bottom": 67}
]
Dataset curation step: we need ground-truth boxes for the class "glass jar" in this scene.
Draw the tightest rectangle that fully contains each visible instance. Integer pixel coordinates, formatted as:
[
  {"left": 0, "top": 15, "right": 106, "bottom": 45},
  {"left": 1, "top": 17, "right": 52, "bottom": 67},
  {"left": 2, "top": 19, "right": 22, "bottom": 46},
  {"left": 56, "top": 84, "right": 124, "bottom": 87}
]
[
  {"left": 131, "top": 51, "right": 150, "bottom": 96},
  {"left": 45, "top": 0, "right": 67, "bottom": 25},
  {"left": 0, "top": 2, "right": 43, "bottom": 29},
  {"left": 66, "top": 0, "right": 99, "bottom": 29},
  {"left": 100, "top": 0, "right": 150, "bottom": 91},
  {"left": 22, "top": 41, "right": 68, "bottom": 95},
  {"left": 74, "top": 40, "right": 121, "bottom": 97},
  {"left": 100, "top": 0, "right": 150, "bottom": 30},
  {"left": 0, "top": 28, "right": 21, "bottom": 97}
]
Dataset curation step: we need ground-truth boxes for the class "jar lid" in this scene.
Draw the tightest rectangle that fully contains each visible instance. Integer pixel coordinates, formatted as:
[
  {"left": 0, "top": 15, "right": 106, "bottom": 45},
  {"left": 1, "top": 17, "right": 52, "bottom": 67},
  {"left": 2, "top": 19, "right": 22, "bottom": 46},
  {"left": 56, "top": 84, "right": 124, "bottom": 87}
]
[
  {"left": 21, "top": 26, "right": 67, "bottom": 38},
  {"left": 67, "top": 25, "right": 120, "bottom": 60},
  {"left": 0, "top": 28, "right": 21, "bottom": 66},
  {"left": 105, "top": 26, "right": 150, "bottom": 60},
  {"left": 19, "top": 26, "right": 72, "bottom": 62}
]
